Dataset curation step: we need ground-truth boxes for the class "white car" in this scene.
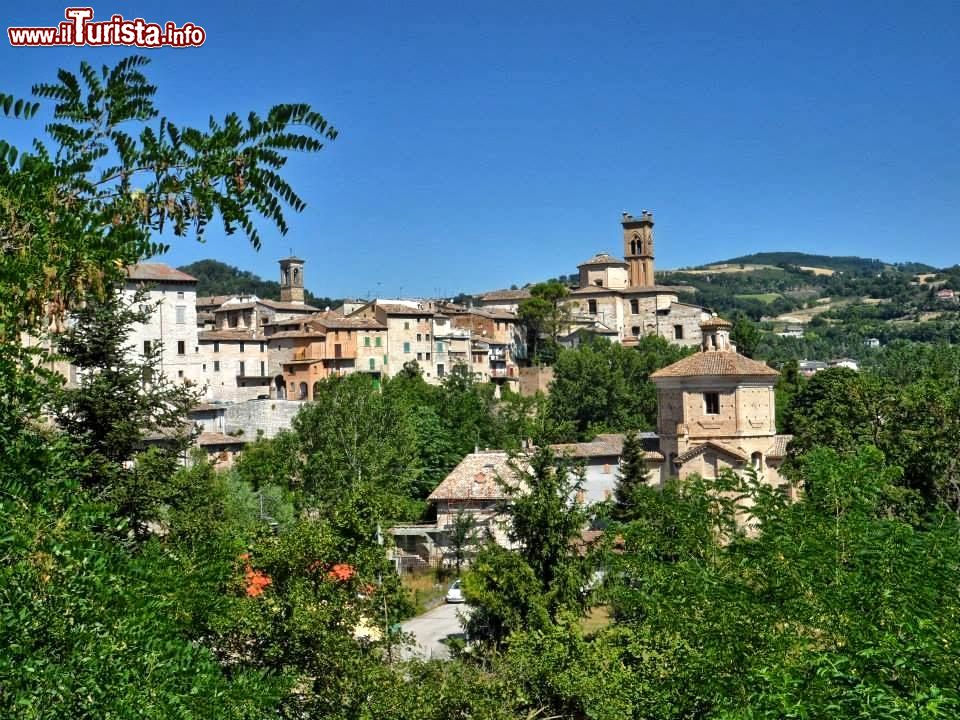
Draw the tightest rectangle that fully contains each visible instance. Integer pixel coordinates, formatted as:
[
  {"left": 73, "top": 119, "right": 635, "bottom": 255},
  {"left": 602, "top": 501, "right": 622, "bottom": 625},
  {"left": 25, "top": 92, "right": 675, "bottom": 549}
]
[{"left": 445, "top": 579, "right": 465, "bottom": 603}]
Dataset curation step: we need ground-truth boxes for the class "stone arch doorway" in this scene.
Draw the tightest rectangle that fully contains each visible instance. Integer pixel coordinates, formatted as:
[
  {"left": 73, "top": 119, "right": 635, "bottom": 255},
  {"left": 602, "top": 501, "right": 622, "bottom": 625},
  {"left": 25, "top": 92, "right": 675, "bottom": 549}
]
[{"left": 274, "top": 375, "right": 286, "bottom": 399}]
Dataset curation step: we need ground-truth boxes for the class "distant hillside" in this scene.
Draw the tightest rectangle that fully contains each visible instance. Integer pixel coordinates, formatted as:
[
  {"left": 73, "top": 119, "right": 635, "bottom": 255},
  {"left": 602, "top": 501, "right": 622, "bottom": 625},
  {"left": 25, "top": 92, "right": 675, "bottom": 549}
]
[
  {"left": 178, "top": 259, "right": 339, "bottom": 308},
  {"left": 713, "top": 252, "right": 935, "bottom": 275}
]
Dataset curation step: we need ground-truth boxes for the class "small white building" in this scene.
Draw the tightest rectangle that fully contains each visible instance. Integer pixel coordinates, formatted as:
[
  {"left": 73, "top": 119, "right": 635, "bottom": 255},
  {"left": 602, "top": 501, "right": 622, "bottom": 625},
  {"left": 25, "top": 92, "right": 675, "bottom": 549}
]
[{"left": 124, "top": 264, "right": 202, "bottom": 386}]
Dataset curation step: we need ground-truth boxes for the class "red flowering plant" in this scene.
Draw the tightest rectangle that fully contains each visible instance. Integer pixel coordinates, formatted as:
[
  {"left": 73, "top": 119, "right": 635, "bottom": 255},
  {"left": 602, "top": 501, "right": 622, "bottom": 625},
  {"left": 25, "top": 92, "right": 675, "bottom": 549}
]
[
  {"left": 326, "top": 563, "right": 356, "bottom": 582},
  {"left": 238, "top": 552, "right": 272, "bottom": 598}
]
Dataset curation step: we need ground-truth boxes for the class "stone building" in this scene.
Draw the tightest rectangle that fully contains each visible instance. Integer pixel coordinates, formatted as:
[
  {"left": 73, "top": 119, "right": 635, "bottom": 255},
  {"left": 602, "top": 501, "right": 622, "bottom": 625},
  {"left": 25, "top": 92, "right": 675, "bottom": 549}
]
[
  {"left": 442, "top": 305, "right": 526, "bottom": 389},
  {"left": 270, "top": 313, "right": 387, "bottom": 400},
  {"left": 348, "top": 300, "right": 444, "bottom": 382},
  {"left": 550, "top": 433, "right": 663, "bottom": 504},
  {"left": 197, "top": 330, "right": 271, "bottom": 402},
  {"left": 476, "top": 212, "right": 709, "bottom": 348},
  {"left": 196, "top": 258, "right": 319, "bottom": 402},
  {"left": 391, "top": 450, "right": 526, "bottom": 567},
  {"left": 124, "top": 263, "right": 202, "bottom": 385},
  {"left": 650, "top": 317, "right": 792, "bottom": 486}
]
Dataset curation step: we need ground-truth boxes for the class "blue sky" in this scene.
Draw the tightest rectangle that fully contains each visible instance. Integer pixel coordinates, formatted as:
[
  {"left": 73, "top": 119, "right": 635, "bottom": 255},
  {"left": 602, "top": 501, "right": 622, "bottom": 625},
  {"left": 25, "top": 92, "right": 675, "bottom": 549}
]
[{"left": 3, "top": 1, "right": 959, "bottom": 298}]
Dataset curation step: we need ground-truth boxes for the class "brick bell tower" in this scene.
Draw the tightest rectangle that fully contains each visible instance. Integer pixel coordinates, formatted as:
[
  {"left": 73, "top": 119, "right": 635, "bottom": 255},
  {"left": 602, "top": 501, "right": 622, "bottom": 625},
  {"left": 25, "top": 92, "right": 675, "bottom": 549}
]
[
  {"left": 622, "top": 210, "right": 655, "bottom": 287},
  {"left": 279, "top": 256, "right": 305, "bottom": 304}
]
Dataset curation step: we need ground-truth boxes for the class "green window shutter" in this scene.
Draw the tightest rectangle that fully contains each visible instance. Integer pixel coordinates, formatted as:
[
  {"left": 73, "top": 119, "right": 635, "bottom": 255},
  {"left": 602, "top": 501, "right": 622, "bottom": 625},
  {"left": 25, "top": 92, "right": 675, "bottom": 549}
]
[
  {"left": 375, "top": 336, "right": 382, "bottom": 347},
  {"left": 364, "top": 336, "right": 371, "bottom": 347},
  {"left": 403, "top": 342, "right": 410, "bottom": 353},
  {"left": 369, "top": 358, "right": 375, "bottom": 370},
  {"left": 383, "top": 354, "right": 388, "bottom": 365}
]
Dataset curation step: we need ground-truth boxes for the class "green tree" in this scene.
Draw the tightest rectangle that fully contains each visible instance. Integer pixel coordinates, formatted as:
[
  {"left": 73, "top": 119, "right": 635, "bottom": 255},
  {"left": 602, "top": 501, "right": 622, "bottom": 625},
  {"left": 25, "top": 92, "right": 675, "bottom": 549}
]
[
  {"left": 53, "top": 290, "right": 198, "bottom": 534},
  {"left": 294, "top": 373, "right": 423, "bottom": 520},
  {"left": 518, "top": 280, "right": 572, "bottom": 363},
  {"left": 730, "top": 310, "right": 761, "bottom": 358},
  {"left": 448, "top": 510, "right": 482, "bottom": 575},
  {"left": 612, "top": 430, "right": 650, "bottom": 521},
  {"left": 0, "top": 56, "right": 337, "bottom": 717},
  {"left": 605, "top": 451, "right": 960, "bottom": 719},
  {"left": 549, "top": 335, "right": 690, "bottom": 440},
  {"left": 463, "top": 448, "right": 597, "bottom": 644}
]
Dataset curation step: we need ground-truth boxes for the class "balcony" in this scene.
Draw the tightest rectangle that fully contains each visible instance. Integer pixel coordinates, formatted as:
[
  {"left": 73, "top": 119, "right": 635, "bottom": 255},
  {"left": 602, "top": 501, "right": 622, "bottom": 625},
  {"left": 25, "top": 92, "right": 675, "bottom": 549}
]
[
  {"left": 291, "top": 343, "right": 354, "bottom": 362},
  {"left": 489, "top": 366, "right": 517, "bottom": 379}
]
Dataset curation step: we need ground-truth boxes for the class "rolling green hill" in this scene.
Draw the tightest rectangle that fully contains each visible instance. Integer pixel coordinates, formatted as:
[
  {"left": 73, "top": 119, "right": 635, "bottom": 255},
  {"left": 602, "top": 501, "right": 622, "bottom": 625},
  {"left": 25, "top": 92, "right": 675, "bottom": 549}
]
[{"left": 714, "top": 252, "right": 935, "bottom": 275}]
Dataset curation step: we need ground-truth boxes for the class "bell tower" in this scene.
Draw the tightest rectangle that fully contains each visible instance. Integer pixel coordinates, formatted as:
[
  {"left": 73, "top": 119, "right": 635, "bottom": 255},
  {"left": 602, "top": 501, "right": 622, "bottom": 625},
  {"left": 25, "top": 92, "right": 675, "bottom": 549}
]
[
  {"left": 279, "top": 256, "right": 305, "bottom": 304},
  {"left": 622, "top": 210, "right": 655, "bottom": 287}
]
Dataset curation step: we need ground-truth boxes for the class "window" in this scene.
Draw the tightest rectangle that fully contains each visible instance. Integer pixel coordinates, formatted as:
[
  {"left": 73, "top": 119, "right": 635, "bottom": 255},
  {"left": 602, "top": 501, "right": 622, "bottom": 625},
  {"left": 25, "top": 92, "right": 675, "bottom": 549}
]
[
  {"left": 588, "top": 299, "right": 598, "bottom": 314},
  {"left": 364, "top": 336, "right": 371, "bottom": 347},
  {"left": 436, "top": 341, "right": 444, "bottom": 353},
  {"left": 383, "top": 355, "right": 388, "bottom": 365},
  {"left": 177, "top": 340, "right": 185, "bottom": 355},
  {"left": 143, "top": 340, "right": 151, "bottom": 355},
  {"left": 176, "top": 291, "right": 185, "bottom": 300},
  {"left": 239, "top": 342, "right": 245, "bottom": 353},
  {"left": 631, "top": 326, "right": 640, "bottom": 336},
  {"left": 403, "top": 342, "right": 411, "bottom": 354},
  {"left": 214, "top": 360, "right": 221, "bottom": 372},
  {"left": 178, "top": 369, "right": 184, "bottom": 378},
  {"left": 404, "top": 321, "right": 410, "bottom": 330},
  {"left": 214, "top": 342, "right": 220, "bottom": 353},
  {"left": 369, "top": 358, "right": 376, "bottom": 370},
  {"left": 260, "top": 361, "right": 265, "bottom": 376},
  {"left": 630, "top": 299, "right": 639, "bottom": 314},
  {"left": 202, "top": 363, "right": 207, "bottom": 371},
  {"left": 437, "top": 363, "right": 445, "bottom": 378},
  {"left": 175, "top": 305, "right": 186, "bottom": 324},
  {"left": 417, "top": 352, "right": 423, "bottom": 361},
  {"left": 260, "top": 342, "right": 265, "bottom": 352},
  {"left": 239, "top": 361, "right": 246, "bottom": 376},
  {"left": 375, "top": 336, "right": 382, "bottom": 347},
  {"left": 416, "top": 333, "right": 422, "bottom": 342},
  {"left": 426, "top": 333, "right": 430, "bottom": 341},
  {"left": 425, "top": 352, "right": 431, "bottom": 361},
  {"left": 704, "top": 392, "right": 720, "bottom": 415},
  {"left": 674, "top": 324, "right": 684, "bottom": 340}
]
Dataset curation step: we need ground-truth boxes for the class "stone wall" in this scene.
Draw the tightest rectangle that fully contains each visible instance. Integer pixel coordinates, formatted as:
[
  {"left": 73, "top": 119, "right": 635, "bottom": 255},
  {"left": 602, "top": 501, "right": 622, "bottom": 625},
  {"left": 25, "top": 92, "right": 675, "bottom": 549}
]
[
  {"left": 224, "top": 399, "right": 305, "bottom": 439},
  {"left": 519, "top": 366, "right": 554, "bottom": 396}
]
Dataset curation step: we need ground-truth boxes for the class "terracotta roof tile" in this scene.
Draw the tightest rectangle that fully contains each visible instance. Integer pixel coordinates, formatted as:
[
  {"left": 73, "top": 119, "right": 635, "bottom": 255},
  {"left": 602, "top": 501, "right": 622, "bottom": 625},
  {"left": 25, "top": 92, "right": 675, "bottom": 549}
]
[
  {"left": 258, "top": 299, "right": 320, "bottom": 311},
  {"left": 198, "top": 330, "right": 266, "bottom": 341},
  {"left": 196, "top": 294, "right": 236, "bottom": 307},
  {"left": 551, "top": 432, "right": 663, "bottom": 460},
  {"left": 197, "top": 431, "right": 247, "bottom": 446},
  {"left": 479, "top": 288, "right": 531, "bottom": 302},
  {"left": 374, "top": 302, "right": 434, "bottom": 316},
  {"left": 126, "top": 263, "right": 197, "bottom": 283},
  {"left": 766, "top": 434, "right": 793, "bottom": 459},
  {"left": 428, "top": 451, "right": 528, "bottom": 501},
  {"left": 650, "top": 351, "right": 779, "bottom": 379},
  {"left": 578, "top": 252, "right": 626, "bottom": 267}
]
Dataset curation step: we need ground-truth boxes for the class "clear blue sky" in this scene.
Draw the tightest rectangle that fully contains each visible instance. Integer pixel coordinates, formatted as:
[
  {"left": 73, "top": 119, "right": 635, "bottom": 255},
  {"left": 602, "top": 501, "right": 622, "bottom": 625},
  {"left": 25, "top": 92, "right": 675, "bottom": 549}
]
[{"left": 3, "top": 1, "right": 959, "bottom": 299}]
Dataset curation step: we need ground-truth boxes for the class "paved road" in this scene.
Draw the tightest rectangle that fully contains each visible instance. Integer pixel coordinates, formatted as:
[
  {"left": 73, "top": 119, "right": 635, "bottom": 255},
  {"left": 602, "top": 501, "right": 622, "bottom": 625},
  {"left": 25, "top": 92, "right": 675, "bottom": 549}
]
[{"left": 399, "top": 602, "right": 470, "bottom": 660}]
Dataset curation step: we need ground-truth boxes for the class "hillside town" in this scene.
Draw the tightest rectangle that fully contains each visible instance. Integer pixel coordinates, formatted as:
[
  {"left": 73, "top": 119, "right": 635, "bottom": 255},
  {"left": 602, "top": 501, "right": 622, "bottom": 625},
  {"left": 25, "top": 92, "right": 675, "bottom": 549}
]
[
  {"left": 71, "top": 212, "right": 729, "bottom": 465},
  {"left": 6, "top": 10, "right": 960, "bottom": 719}
]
